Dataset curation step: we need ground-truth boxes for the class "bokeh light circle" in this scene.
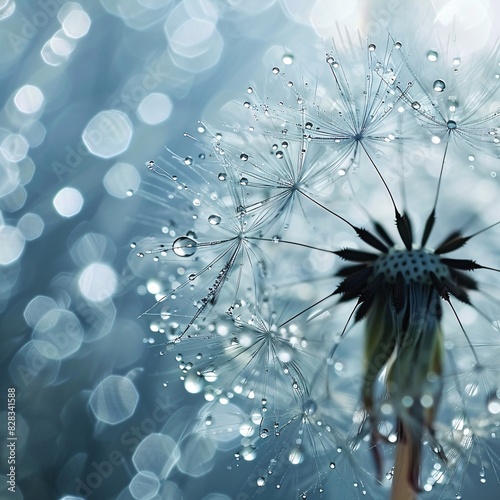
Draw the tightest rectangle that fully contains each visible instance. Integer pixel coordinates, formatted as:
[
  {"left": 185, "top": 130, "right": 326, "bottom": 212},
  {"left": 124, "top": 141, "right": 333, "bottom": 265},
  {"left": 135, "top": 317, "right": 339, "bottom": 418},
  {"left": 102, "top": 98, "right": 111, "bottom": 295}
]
[
  {"left": 53, "top": 187, "right": 84, "bottom": 217},
  {"left": 82, "top": 110, "right": 133, "bottom": 158},
  {"left": 90, "top": 375, "right": 139, "bottom": 424},
  {"left": 78, "top": 262, "right": 118, "bottom": 302}
]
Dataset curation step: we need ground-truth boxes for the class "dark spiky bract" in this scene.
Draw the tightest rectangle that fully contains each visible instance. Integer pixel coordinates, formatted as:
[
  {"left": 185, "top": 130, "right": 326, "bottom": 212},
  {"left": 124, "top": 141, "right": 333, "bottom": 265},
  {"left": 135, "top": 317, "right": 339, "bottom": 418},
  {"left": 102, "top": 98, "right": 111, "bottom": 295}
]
[{"left": 334, "top": 212, "right": 485, "bottom": 491}]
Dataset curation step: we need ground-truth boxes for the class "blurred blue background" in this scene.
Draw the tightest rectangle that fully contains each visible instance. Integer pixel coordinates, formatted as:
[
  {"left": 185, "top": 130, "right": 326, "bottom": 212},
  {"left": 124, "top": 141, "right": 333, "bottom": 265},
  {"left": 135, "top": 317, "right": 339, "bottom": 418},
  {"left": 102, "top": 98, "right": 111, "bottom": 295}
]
[{"left": 1, "top": 1, "right": 499, "bottom": 499}]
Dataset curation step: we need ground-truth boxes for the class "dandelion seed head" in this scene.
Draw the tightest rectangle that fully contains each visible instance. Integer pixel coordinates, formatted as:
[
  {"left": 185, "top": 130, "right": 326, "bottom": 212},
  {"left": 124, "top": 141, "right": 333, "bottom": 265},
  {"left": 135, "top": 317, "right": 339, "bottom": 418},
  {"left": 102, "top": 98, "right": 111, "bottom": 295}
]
[
  {"left": 133, "top": 27, "right": 500, "bottom": 499},
  {"left": 373, "top": 248, "right": 450, "bottom": 284}
]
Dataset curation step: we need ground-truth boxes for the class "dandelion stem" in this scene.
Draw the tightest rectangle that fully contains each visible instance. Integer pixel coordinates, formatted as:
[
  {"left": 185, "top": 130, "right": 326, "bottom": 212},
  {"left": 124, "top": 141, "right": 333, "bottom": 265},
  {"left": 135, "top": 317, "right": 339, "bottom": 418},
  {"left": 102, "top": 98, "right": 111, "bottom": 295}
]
[{"left": 391, "top": 439, "right": 417, "bottom": 500}]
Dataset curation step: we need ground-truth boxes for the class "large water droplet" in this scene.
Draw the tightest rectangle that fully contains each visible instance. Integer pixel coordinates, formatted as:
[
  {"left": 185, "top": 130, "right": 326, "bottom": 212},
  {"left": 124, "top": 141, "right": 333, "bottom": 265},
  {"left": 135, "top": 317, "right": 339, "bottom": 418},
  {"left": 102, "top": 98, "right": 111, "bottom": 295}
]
[
  {"left": 288, "top": 447, "right": 304, "bottom": 465},
  {"left": 302, "top": 399, "right": 318, "bottom": 416},
  {"left": 184, "top": 371, "right": 204, "bottom": 394},
  {"left": 368, "top": 43, "right": 376, "bottom": 52},
  {"left": 242, "top": 445, "right": 257, "bottom": 461},
  {"left": 487, "top": 390, "right": 500, "bottom": 414},
  {"left": 427, "top": 50, "right": 438, "bottom": 62},
  {"left": 172, "top": 237, "right": 197, "bottom": 257},
  {"left": 218, "top": 172, "right": 226, "bottom": 181},
  {"left": 433, "top": 79, "right": 446, "bottom": 92},
  {"left": 208, "top": 215, "right": 221, "bottom": 225},
  {"left": 183, "top": 156, "right": 193, "bottom": 165}
]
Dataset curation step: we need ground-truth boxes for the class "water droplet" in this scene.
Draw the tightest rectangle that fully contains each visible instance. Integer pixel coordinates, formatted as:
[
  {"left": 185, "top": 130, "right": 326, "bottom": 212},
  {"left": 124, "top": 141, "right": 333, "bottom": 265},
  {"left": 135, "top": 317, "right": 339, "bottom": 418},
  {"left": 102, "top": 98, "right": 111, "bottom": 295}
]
[
  {"left": 433, "top": 79, "right": 446, "bottom": 92},
  {"left": 146, "top": 160, "right": 155, "bottom": 169},
  {"left": 240, "top": 153, "right": 249, "bottom": 161},
  {"left": 260, "top": 429, "right": 269, "bottom": 438},
  {"left": 453, "top": 57, "right": 461, "bottom": 66},
  {"left": 326, "top": 56, "right": 334, "bottom": 64},
  {"left": 208, "top": 214, "right": 221, "bottom": 225},
  {"left": 329, "top": 462, "right": 336, "bottom": 469},
  {"left": 282, "top": 54, "right": 293, "bottom": 65},
  {"left": 218, "top": 172, "right": 227, "bottom": 181},
  {"left": 281, "top": 141, "right": 288, "bottom": 148},
  {"left": 487, "top": 391, "right": 500, "bottom": 414},
  {"left": 198, "top": 153, "right": 205, "bottom": 159},
  {"left": 243, "top": 101, "right": 251, "bottom": 108},
  {"left": 257, "top": 477, "right": 266, "bottom": 487},
  {"left": 427, "top": 50, "right": 438, "bottom": 62},
  {"left": 305, "top": 122, "right": 313, "bottom": 130},
  {"left": 368, "top": 43, "right": 376, "bottom": 52},
  {"left": 411, "top": 101, "right": 421, "bottom": 110},
  {"left": 302, "top": 399, "right": 318, "bottom": 416},
  {"left": 126, "top": 189, "right": 134, "bottom": 196},
  {"left": 272, "top": 235, "right": 280, "bottom": 243},
  {"left": 247, "top": 87, "right": 253, "bottom": 94},
  {"left": 183, "top": 156, "right": 193, "bottom": 165},
  {"left": 288, "top": 447, "right": 304, "bottom": 464},
  {"left": 275, "top": 151, "right": 284, "bottom": 159},
  {"left": 394, "top": 41, "right": 402, "bottom": 49},
  {"left": 242, "top": 446, "right": 257, "bottom": 461},
  {"left": 272, "top": 67, "right": 280, "bottom": 74},
  {"left": 172, "top": 236, "right": 197, "bottom": 257},
  {"left": 447, "top": 120, "right": 457, "bottom": 129},
  {"left": 130, "top": 242, "right": 136, "bottom": 249}
]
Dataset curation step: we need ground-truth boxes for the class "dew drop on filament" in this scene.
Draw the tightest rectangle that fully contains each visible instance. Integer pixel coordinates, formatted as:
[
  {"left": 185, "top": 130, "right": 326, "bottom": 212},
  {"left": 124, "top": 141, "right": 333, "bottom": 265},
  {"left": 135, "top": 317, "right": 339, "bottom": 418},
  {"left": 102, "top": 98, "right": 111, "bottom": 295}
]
[
  {"left": 302, "top": 399, "right": 318, "bottom": 416},
  {"left": 208, "top": 215, "right": 221, "bottom": 225},
  {"left": 172, "top": 236, "right": 198, "bottom": 257},
  {"left": 427, "top": 50, "right": 438, "bottom": 62},
  {"left": 433, "top": 79, "right": 446, "bottom": 92}
]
